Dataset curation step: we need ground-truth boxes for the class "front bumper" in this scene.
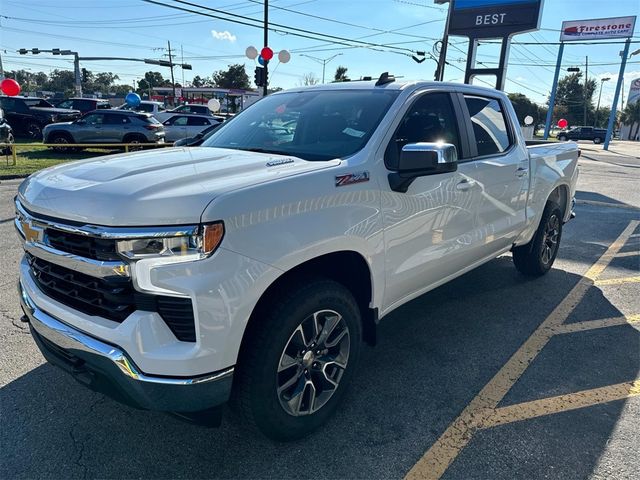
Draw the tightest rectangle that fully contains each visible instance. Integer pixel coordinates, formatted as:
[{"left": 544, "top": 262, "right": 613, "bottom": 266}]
[{"left": 19, "top": 280, "right": 233, "bottom": 413}]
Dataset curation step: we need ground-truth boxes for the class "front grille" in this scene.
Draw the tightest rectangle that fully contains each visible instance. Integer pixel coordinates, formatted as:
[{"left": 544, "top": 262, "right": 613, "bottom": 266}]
[
  {"left": 46, "top": 228, "right": 120, "bottom": 261},
  {"left": 27, "top": 254, "right": 196, "bottom": 342}
]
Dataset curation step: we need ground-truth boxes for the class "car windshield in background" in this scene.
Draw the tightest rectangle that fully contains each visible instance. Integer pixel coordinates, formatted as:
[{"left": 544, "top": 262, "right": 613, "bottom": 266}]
[
  {"left": 24, "top": 99, "right": 54, "bottom": 108},
  {"left": 202, "top": 89, "right": 400, "bottom": 161}
]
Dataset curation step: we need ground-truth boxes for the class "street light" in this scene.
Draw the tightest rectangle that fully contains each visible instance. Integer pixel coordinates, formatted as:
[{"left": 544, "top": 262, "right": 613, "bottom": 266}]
[
  {"left": 299, "top": 53, "right": 343, "bottom": 83},
  {"left": 595, "top": 77, "right": 610, "bottom": 127}
]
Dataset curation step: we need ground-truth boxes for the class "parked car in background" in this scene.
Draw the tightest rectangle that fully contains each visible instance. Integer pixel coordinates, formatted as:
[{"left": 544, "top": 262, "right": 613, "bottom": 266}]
[
  {"left": 557, "top": 126, "right": 607, "bottom": 144},
  {"left": 0, "top": 108, "right": 15, "bottom": 155},
  {"left": 43, "top": 110, "right": 164, "bottom": 150},
  {"left": 173, "top": 122, "right": 222, "bottom": 146},
  {"left": 0, "top": 95, "right": 81, "bottom": 139},
  {"left": 53, "top": 98, "right": 112, "bottom": 113},
  {"left": 161, "top": 114, "right": 219, "bottom": 142},
  {"left": 117, "top": 100, "right": 166, "bottom": 117}
]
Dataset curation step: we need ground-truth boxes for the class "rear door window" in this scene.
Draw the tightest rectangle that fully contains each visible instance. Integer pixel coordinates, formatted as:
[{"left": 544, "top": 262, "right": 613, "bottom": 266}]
[
  {"left": 165, "top": 116, "right": 189, "bottom": 126},
  {"left": 187, "top": 116, "right": 210, "bottom": 126},
  {"left": 105, "top": 114, "right": 130, "bottom": 125},
  {"left": 463, "top": 95, "right": 512, "bottom": 157}
]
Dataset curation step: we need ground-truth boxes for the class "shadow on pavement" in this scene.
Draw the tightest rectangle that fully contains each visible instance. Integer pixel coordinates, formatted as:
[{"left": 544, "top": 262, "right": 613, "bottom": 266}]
[{"left": 1, "top": 252, "right": 637, "bottom": 479}]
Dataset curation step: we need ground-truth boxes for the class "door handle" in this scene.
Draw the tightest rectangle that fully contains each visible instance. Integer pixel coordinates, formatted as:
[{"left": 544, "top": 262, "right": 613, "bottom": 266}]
[
  {"left": 456, "top": 179, "right": 474, "bottom": 191},
  {"left": 515, "top": 167, "right": 529, "bottom": 178}
]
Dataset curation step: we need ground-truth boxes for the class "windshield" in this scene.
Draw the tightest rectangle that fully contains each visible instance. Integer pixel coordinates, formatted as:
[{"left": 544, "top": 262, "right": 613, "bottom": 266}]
[{"left": 202, "top": 89, "right": 400, "bottom": 161}]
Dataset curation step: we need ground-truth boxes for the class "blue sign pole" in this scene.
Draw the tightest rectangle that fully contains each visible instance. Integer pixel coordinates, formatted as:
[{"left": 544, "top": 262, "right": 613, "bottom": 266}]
[
  {"left": 603, "top": 38, "right": 631, "bottom": 150},
  {"left": 543, "top": 42, "right": 564, "bottom": 140}
]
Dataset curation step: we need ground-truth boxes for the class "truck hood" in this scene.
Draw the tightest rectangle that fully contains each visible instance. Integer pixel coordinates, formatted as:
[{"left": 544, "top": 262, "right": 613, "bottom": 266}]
[{"left": 18, "top": 147, "right": 340, "bottom": 226}]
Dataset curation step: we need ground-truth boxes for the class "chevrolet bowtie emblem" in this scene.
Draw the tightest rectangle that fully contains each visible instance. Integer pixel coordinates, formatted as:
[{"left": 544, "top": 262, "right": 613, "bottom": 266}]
[{"left": 20, "top": 220, "right": 43, "bottom": 244}]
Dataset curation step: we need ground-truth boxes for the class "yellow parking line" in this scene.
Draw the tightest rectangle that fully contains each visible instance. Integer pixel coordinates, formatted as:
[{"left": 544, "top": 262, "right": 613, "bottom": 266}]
[
  {"left": 482, "top": 380, "right": 640, "bottom": 429},
  {"left": 594, "top": 276, "right": 640, "bottom": 286},
  {"left": 615, "top": 251, "right": 639, "bottom": 258},
  {"left": 404, "top": 220, "right": 639, "bottom": 480},
  {"left": 553, "top": 314, "right": 640, "bottom": 335}
]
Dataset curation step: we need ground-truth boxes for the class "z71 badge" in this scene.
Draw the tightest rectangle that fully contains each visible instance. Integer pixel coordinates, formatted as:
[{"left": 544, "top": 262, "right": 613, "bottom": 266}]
[{"left": 335, "top": 171, "right": 370, "bottom": 187}]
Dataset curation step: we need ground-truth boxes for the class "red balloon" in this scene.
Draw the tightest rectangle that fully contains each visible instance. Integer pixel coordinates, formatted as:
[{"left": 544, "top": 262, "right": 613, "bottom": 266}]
[
  {"left": 1, "top": 78, "right": 21, "bottom": 96},
  {"left": 260, "top": 47, "right": 274, "bottom": 61},
  {"left": 557, "top": 118, "right": 568, "bottom": 129}
]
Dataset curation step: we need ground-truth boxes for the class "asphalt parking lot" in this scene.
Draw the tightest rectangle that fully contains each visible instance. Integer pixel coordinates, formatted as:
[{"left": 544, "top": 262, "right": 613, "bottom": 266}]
[{"left": 1, "top": 142, "right": 638, "bottom": 480}]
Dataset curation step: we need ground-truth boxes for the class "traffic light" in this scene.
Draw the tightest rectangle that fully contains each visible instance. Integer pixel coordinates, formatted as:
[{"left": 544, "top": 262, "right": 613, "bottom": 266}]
[
  {"left": 254, "top": 66, "right": 266, "bottom": 87},
  {"left": 18, "top": 49, "right": 28, "bottom": 55},
  {"left": 181, "top": 63, "right": 192, "bottom": 70},
  {"left": 52, "top": 48, "right": 60, "bottom": 55},
  {"left": 81, "top": 68, "right": 89, "bottom": 83},
  {"left": 31, "top": 48, "right": 40, "bottom": 54}
]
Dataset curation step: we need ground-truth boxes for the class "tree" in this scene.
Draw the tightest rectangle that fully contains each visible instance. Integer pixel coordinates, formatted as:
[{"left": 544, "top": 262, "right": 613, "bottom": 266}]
[
  {"left": 551, "top": 72, "right": 596, "bottom": 127},
  {"left": 334, "top": 66, "right": 348, "bottom": 82},
  {"left": 507, "top": 93, "right": 545, "bottom": 128},
  {"left": 143, "top": 71, "right": 166, "bottom": 88},
  {"left": 191, "top": 75, "right": 212, "bottom": 87},
  {"left": 44, "top": 69, "right": 76, "bottom": 96},
  {"left": 268, "top": 86, "right": 284, "bottom": 94},
  {"left": 212, "top": 64, "right": 250, "bottom": 89},
  {"left": 619, "top": 101, "right": 640, "bottom": 140},
  {"left": 299, "top": 72, "right": 320, "bottom": 86}
]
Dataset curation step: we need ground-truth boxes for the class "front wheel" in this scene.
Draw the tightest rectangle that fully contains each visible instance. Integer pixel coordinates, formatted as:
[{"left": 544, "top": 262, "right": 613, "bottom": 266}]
[
  {"left": 26, "top": 122, "right": 43, "bottom": 140},
  {"left": 593, "top": 137, "right": 602, "bottom": 144},
  {"left": 512, "top": 201, "right": 563, "bottom": 277},
  {"left": 233, "top": 279, "right": 362, "bottom": 441},
  {"left": 558, "top": 135, "right": 568, "bottom": 141}
]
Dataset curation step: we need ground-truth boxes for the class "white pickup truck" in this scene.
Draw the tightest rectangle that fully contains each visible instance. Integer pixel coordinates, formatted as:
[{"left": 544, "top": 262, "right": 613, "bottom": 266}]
[{"left": 16, "top": 76, "right": 578, "bottom": 440}]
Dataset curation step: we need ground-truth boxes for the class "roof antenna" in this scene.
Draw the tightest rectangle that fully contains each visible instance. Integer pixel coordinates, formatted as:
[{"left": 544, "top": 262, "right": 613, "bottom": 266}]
[{"left": 375, "top": 72, "right": 395, "bottom": 86}]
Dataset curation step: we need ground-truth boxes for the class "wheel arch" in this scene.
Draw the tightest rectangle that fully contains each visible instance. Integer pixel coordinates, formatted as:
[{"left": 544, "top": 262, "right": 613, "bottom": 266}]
[
  {"left": 45, "top": 129, "right": 74, "bottom": 143},
  {"left": 241, "top": 251, "right": 377, "bottom": 352},
  {"left": 547, "top": 183, "right": 570, "bottom": 221}
]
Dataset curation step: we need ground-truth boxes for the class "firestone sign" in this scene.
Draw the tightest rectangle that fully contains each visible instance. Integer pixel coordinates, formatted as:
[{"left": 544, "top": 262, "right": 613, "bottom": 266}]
[
  {"left": 448, "top": 0, "right": 543, "bottom": 39},
  {"left": 560, "top": 16, "right": 636, "bottom": 42}
]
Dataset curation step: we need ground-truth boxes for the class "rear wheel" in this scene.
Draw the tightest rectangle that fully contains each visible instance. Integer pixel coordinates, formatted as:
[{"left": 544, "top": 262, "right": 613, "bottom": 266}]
[
  {"left": 512, "top": 201, "right": 563, "bottom": 277},
  {"left": 26, "top": 122, "right": 43, "bottom": 140},
  {"left": 123, "top": 134, "right": 146, "bottom": 151},
  {"left": 49, "top": 132, "right": 74, "bottom": 152},
  {"left": 233, "top": 278, "right": 362, "bottom": 441},
  {"left": 558, "top": 135, "right": 568, "bottom": 141},
  {"left": 593, "top": 137, "right": 602, "bottom": 144}
]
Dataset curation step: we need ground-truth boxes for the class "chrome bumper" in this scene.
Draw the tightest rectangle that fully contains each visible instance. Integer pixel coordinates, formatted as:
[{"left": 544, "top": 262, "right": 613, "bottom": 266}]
[{"left": 19, "top": 280, "right": 233, "bottom": 412}]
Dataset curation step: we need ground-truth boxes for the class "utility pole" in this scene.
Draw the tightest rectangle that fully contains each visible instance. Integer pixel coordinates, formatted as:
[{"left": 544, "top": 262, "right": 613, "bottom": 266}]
[
  {"left": 434, "top": 0, "right": 452, "bottom": 81},
  {"left": 167, "top": 40, "right": 176, "bottom": 104},
  {"left": 299, "top": 53, "right": 342, "bottom": 83},
  {"left": 583, "top": 56, "right": 588, "bottom": 125},
  {"left": 263, "top": 0, "right": 269, "bottom": 97},
  {"left": 181, "top": 45, "right": 185, "bottom": 88},
  {"left": 595, "top": 77, "right": 610, "bottom": 128}
]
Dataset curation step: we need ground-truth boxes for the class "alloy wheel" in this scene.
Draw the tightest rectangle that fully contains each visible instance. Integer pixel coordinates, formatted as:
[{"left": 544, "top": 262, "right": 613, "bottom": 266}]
[
  {"left": 276, "top": 309, "right": 350, "bottom": 417},
  {"left": 541, "top": 214, "right": 560, "bottom": 265}
]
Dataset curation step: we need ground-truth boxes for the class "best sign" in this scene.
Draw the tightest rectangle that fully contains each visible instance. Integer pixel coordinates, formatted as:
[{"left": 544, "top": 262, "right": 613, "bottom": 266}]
[{"left": 560, "top": 16, "right": 636, "bottom": 42}]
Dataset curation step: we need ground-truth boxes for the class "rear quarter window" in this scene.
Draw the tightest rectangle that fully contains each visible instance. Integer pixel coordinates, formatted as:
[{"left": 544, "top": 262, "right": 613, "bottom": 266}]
[{"left": 464, "top": 95, "right": 512, "bottom": 157}]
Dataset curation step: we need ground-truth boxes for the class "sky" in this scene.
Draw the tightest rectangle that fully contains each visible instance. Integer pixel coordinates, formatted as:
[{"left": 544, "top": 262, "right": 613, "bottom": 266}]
[{"left": 1, "top": 0, "right": 639, "bottom": 107}]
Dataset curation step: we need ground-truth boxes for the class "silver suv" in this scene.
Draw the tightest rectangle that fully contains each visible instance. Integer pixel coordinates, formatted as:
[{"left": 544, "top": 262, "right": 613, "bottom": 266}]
[{"left": 43, "top": 110, "right": 165, "bottom": 150}]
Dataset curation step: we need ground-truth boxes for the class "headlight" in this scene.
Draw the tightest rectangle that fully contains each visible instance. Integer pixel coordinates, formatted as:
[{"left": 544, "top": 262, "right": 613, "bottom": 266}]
[{"left": 116, "top": 222, "right": 224, "bottom": 261}]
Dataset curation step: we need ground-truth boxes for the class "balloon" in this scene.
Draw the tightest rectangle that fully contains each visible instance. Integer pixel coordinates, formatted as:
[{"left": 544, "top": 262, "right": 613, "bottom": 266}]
[
  {"left": 524, "top": 115, "right": 534, "bottom": 126},
  {"left": 258, "top": 55, "right": 267, "bottom": 66},
  {"left": 557, "top": 118, "right": 568, "bottom": 129},
  {"left": 260, "top": 47, "right": 274, "bottom": 61},
  {"left": 245, "top": 46, "right": 258, "bottom": 60},
  {"left": 207, "top": 98, "right": 221, "bottom": 112},
  {"left": 1, "top": 78, "right": 21, "bottom": 96},
  {"left": 278, "top": 50, "right": 291, "bottom": 64},
  {"left": 125, "top": 92, "right": 141, "bottom": 107}
]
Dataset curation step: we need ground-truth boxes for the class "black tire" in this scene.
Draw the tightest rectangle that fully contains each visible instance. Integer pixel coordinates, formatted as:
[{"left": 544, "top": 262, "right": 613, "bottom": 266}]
[
  {"left": 233, "top": 278, "right": 362, "bottom": 441},
  {"left": 123, "top": 134, "right": 146, "bottom": 151},
  {"left": 558, "top": 135, "right": 568, "bottom": 141},
  {"left": 512, "top": 201, "right": 563, "bottom": 277},
  {"left": 593, "top": 137, "right": 602, "bottom": 144},
  {"left": 48, "top": 132, "right": 74, "bottom": 152},
  {"left": 26, "top": 122, "right": 43, "bottom": 140}
]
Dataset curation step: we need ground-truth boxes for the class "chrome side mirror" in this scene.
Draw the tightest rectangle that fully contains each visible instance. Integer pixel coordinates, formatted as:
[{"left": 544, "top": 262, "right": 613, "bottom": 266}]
[{"left": 388, "top": 142, "right": 458, "bottom": 193}]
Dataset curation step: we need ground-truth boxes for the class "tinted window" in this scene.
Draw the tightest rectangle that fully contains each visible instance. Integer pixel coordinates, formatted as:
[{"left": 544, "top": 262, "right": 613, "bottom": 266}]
[
  {"left": 24, "top": 99, "right": 54, "bottom": 108},
  {"left": 82, "top": 113, "right": 105, "bottom": 124},
  {"left": 203, "top": 90, "right": 400, "bottom": 161},
  {"left": 187, "top": 116, "right": 210, "bottom": 126},
  {"left": 97, "top": 102, "right": 111, "bottom": 109},
  {"left": 57, "top": 100, "right": 73, "bottom": 109},
  {"left": 464, "top": 95, "right": 511, "bottom": 156},
  {"left": 105, "top": 114, "right": 130, "bottom": 125},
  {"left": 385, "top": 92, "right": 461, "bottom": 169},
  {"left": 166, "top": 116, "right": 188, "bottom": 126}
]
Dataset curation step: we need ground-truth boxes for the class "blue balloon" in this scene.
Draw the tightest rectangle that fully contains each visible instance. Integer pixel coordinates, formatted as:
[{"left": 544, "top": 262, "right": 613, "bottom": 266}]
[
  {"left": 125, "top": 92, "right": 141, "bottom": 107},
  {"left": 258, "top": 55, "right": 266, "bottom": 66}
]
